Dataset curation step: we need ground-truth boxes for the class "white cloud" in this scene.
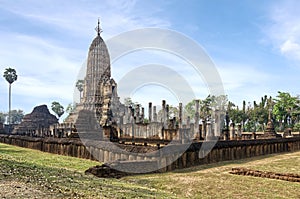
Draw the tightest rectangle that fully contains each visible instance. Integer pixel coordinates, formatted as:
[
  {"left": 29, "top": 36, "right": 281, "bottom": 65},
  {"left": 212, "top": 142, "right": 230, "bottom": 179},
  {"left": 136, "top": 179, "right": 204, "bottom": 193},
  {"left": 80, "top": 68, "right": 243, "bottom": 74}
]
[
  {"left": 0, "top": 0, "right": 169, "bottom": 38},
  {"left": 0, "top": 31, "right": 81, "bottom": 112},
  {"left": 214, "top": 61, "right": 278, "bottom": 106},
  {"left": 265, "top": 0, "right": 300, "bottom": 61},
  {"left": 0, "top": 0, "right": 171, "bottom": 113},
  {"left": 280, "top": 39, "right": 300, "bottom": 57}
]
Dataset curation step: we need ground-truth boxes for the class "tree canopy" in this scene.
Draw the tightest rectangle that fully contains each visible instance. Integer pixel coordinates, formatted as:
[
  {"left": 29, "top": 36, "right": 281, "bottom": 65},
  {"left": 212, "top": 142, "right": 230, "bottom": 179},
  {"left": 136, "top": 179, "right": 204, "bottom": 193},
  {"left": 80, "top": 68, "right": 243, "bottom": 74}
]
[
  {"left": 65, "top": 103, "right": 75, "bottom": 114},
  {"left": 182, "top": 92, "right": 300, "bottom": 132},
  {"left": 10, "top": 109, "right": 24, "bottom": 124},
  {"left": 0, "top": 112, "right": 6, "bottom": 123},
  {"left": 3, "top": 67, "right": 17, "bottom": 84},
  {"left": 51, "top": 102, "right": 64, "bottom": 118},
  {"left": 272, "top": 91, "right": 300, "bottom": 130},
  {"left": 76, "top": 80, "right": 84, "bottom": 99},
  {"left": 0, "top": 110, "right": 24, "bottom": 124}
]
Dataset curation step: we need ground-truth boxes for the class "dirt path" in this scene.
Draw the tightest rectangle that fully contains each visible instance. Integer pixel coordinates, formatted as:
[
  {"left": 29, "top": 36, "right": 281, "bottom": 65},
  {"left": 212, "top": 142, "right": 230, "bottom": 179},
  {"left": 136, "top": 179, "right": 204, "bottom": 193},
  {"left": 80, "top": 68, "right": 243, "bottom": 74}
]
[{"left": 0, "top": 180, "right": 50, "bottom": 199}]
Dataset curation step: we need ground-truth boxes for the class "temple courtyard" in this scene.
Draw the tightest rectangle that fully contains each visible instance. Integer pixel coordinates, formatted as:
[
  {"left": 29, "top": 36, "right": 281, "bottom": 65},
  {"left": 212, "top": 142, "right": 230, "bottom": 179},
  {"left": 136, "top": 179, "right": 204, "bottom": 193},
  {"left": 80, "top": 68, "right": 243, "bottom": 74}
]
[{"left": 0, "top": 143, "right": 299, "bottom": 199}]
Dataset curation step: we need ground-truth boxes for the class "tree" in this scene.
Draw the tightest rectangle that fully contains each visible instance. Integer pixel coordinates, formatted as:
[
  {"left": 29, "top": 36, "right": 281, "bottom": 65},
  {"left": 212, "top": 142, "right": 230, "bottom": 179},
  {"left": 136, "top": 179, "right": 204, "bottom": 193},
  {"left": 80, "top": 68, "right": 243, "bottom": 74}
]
[
  {"left": 123, "top": 97, "right": 135, "bottom": 107},
  {"left": 76, "top": 80, "right": 84, "bottom": 101},
  {"left": 199, "top": 95, "right": 213, "bottom": 121},
  {"left": 242, "top": 95, "right": 273, "bottom": 132},
  {"left": 0, "top": 112, "right": 7, "bottom": 123},
  {"left": 3, "top": 67, "right": 17, "bottom": 130},
  {"left": 293, "top": 122, "right": 300, "bottom": 132},
  {"left": 228, "top": 106, "right": 244, "bottom": 124},
  {"left": 10, "top": 110, "right": 24, "bottom": 124},
  {"left": 273, "top": 91, "right": 300, "bottom": 130},
  {"left": 211, "top": 95, "right": 228, "bottom": 111},
  {"left": 158, "top": 105, "right": 179, "bottom": 120},
  {"left": 66, "top": 103, "right": 75, "bottom": 114},
  {"left": 10, "top": 109, "right": 24, "bottom": 124},
  {"left": 51, "top": 101, "right": 64, "bottom": 118},
  {"left": 184, "top": 95, "right": 227, "bottom": 123},
  {"left": 184, "top": 99, "right": 197, "bottom": 119},
  {"left": 168, "top": 105, "right": 179, "bottom": 118}
]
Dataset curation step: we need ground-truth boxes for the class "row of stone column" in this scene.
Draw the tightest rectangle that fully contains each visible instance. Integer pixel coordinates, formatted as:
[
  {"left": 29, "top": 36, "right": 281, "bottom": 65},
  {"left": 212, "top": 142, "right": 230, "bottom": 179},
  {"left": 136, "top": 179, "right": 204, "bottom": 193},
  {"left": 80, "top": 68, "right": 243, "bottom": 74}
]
[
  {"left": 121, "top": 99, "right": 222, "bottom": 138},
  {"left": 123, "top": 100, "right": 183, "bottom": 126},
  {"left": 120, "top": 122, "right": 163, "bottom": 138},
  {"left": 119, "top": 99, "right": 243, "bottom": 142}
]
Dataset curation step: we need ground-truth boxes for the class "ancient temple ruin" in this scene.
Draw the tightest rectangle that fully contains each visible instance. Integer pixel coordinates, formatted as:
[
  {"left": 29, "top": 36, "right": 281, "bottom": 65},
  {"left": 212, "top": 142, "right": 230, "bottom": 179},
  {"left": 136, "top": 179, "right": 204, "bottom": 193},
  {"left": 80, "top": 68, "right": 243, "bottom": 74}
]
[
  {"left": 259, "top": 109, "right": 281, "bottom": 139},
  {"left": 81, "top": 20, "right": 121, "bottom": 127},
  {"left": 12, "top": 105, "right": 58, "bottom": 136},
  {"left": 65, "top": 20, "right": 123, "bottom": 133},
  {"left": 11, "top": 20, "right": 290, "bottom": 142},
  {"left": 62, "top": 20, "right": 206, "bottom": 142}
]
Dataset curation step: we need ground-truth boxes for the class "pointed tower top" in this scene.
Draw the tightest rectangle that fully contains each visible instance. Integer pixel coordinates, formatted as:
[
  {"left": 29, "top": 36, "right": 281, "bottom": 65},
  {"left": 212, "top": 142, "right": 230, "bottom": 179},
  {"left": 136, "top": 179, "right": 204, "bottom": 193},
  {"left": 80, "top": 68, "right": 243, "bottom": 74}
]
[{"left": 95, "top": 18, "right": 102, "bottom": 36}]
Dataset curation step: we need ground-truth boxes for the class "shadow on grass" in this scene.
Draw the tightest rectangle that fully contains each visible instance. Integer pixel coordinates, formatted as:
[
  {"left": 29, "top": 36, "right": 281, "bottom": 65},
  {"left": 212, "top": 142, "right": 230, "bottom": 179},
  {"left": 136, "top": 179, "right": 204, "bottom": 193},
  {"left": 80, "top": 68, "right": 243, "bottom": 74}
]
[
  {"left": 0, "top": 144, "right": 26, "bottom": 154},
  {"left": 0, "top": 157, "right": 175, "bottom": 198}
]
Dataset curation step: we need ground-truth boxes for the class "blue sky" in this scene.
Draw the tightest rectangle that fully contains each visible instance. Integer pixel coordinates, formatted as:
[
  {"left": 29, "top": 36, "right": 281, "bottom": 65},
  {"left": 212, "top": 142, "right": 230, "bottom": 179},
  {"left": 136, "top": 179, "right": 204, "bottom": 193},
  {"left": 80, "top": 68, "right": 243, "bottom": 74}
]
[{"left": 0, "top": 0, "right": 300, "bottom": 117}]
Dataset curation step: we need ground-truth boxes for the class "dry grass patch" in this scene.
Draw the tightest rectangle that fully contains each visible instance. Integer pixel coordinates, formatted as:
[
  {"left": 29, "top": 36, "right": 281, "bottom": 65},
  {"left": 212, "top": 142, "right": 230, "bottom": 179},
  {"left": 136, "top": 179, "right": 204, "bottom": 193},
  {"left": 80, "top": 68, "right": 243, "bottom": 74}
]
[
  {"left": 125, "top": 151, "right": 300, "bottom": 198},
  {"left": 1, "top": 143, "right": 300, "bottom": 198}
]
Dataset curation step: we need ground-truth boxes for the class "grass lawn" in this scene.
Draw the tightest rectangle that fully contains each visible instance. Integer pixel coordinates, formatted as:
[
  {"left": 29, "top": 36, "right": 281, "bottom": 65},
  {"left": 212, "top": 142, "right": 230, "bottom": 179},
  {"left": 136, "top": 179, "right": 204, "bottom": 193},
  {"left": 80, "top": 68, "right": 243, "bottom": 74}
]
[{"left": 0, "top": 143, "right": 299, "bottom": 198}]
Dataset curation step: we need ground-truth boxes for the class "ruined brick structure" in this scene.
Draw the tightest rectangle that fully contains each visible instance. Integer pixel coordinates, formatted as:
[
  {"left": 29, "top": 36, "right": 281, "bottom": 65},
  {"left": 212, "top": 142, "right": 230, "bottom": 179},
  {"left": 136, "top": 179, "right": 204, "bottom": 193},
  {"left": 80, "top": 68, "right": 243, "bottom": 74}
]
[
  {"left": 11, "top": 20, "right": 295, "bottom": 142},
  {"left": 257, "top": 109, "right": 281, "bottom": 139},
  {"left": 0, "top": 122, "right": 5, "bottom": 134},
  {"left": 12, "top": 105, "right": 58, "bottom": 136},
  {"left": 65, "top": 20, "right": 123, "bottom": 131},
  {"left": 1, "top": 134, "right": 300, "bottom": 174}
]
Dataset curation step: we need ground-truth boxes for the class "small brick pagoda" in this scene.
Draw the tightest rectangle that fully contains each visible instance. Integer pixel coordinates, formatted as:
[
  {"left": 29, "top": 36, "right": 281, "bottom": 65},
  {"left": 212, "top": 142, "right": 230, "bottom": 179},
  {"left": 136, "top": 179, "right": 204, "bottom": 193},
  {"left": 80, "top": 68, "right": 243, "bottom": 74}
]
[{"left": 260, "top": 109, "right": 281, "bottom": 139}]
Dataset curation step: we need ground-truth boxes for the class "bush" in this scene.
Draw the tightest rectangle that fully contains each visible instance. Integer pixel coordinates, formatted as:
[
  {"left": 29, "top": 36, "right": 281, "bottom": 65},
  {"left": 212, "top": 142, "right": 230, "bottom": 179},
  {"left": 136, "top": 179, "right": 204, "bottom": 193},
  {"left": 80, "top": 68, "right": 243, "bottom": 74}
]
[{"left": 292, "top": 122, "right": 300, "bottom": 132}]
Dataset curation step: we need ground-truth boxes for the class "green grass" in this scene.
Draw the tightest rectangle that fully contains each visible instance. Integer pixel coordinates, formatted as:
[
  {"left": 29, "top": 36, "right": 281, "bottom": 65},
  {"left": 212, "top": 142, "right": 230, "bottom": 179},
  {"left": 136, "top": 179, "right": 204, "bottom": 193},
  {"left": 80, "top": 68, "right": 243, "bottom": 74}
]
[{"left": 0, "top": 143, "right": 300, "bottom": 198}]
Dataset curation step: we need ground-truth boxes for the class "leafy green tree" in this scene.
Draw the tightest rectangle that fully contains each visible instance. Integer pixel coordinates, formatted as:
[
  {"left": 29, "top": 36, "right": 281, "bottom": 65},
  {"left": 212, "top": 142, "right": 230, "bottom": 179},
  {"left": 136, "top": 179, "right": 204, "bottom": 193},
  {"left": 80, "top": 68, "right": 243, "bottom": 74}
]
[
  {"left": 293, "top": 122, "right": 300, "bottom": 132},
  {"left": 3, "top": 67, "right": 17, "bottom": 128},
  {"left": 0, "top": 112, "right": 7, "bottom": 123},
  {"left": 200, "top": 95, "right": 213, "bottom": 121},
  {"left": 66, "top": 103, "right": 75, "bottom": 114},
  {"left": 238, "top": 96, "right": 273, "bottom": 132},
  {"left": 211, "top": 95, "right": 228, "bottom": 111},
  {"left": 289, "top": 95, "right": 300, "bottom": 126},
  {"left": 158, "top": 105, "right": 179, "bottom": 120},
  {"left": 273, "top": 91, "right": 300, "bottom": 130},
  {"left": 184, "top": 99, "right": 196, "bottom": 119},
  {"left": 244, "top": 119, "right": 256, "bottom": 132},
  {"left": 10, "top": 109, "right": 24, "bottom": 124},
  {"left": 168, "top": 105, "right": 179, "bottom": 118},
  {"left": 51, "top": 101, "right": 64, "bottom": 118},
  {"left": 184, "top": 95, "right": 228, "bottom": 124},
  {"left": 76, "top": 80, "right": 84, "bottom": 100},
  {"left": 228, "top": 106, "right": 244, "bottom": 124},
  {"left": 124, "top": 97, "right": 134, "bottom": 107},
  {"left": 247, "top": 95, "right": 274, "bottom": 131},
  {"left": 195, "top": 95, "right": 212, "bottom": 136}
]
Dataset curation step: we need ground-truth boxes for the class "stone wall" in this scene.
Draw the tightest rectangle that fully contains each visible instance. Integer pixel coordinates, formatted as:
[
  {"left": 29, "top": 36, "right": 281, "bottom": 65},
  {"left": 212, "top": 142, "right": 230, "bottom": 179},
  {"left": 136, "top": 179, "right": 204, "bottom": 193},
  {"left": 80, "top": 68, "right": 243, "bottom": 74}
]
[
  {"left": 0, "top": 134, "right": 299, "bottom": 172},
  {"left": 163, "top": 138, "right": 300, "bottom": 172}
]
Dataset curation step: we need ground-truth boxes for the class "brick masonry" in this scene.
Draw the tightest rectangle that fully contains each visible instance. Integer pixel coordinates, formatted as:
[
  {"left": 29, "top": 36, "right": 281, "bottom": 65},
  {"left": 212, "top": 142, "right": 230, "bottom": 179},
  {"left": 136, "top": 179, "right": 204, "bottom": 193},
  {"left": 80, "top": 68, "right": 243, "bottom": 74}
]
[{"left": 0, "top": 135, "right": 299, "bottom": 173}]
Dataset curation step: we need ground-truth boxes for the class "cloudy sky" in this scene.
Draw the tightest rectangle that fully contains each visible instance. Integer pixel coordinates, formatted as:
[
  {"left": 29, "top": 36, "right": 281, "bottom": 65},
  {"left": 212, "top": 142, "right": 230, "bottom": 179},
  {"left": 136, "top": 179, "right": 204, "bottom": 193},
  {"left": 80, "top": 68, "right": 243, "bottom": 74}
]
[{"left": 1, "top": 0, "right": 300, "bottom": 117}]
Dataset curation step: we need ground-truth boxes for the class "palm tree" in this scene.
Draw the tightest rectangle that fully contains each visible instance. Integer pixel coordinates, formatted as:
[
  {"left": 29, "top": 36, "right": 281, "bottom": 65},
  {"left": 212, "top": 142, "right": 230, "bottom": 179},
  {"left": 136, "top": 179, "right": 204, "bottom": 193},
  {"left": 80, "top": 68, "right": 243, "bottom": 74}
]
[
  {"left": 76, "top": 80, "right": 84, "bottom": 101},
  {"left": 3, "top": 68, "right": 17, "bottom": 132}
]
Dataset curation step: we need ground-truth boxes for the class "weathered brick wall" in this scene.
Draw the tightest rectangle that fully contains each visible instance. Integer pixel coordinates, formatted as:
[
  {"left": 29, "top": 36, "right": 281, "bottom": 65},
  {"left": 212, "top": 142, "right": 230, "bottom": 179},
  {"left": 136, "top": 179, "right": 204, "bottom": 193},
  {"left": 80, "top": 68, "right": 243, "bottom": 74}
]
[
  {"left": 161, "top": 138, "right": 300, "bottom": 172},
  {"left": 0, "top": 134, "right": 299, "bottom": 172}
]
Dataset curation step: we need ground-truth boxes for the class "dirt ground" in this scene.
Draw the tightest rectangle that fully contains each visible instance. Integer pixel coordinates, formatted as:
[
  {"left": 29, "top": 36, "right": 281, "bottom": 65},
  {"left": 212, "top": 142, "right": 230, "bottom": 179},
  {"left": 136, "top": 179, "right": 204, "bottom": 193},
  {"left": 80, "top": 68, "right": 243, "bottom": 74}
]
[{"left": 0, "top": 180, "right": 50, "bottom": 199}]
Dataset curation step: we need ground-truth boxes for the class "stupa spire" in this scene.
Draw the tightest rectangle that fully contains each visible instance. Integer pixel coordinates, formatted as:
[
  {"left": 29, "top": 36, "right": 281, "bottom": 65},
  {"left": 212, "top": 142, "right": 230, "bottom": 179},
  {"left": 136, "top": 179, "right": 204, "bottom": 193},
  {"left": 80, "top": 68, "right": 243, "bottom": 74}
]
[{"left": 95, "top": 18, "right": 102, "bottom": 36}]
